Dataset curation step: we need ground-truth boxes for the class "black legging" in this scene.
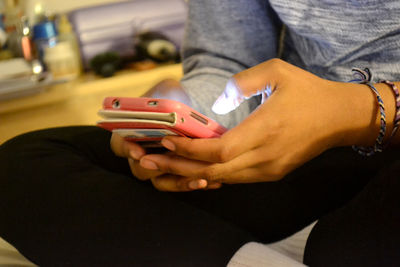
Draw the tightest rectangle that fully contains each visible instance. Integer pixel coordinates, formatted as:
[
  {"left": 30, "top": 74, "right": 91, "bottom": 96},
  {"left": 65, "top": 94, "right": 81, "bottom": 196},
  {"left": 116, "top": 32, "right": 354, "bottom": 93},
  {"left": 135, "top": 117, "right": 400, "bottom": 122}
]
[{"left": 0, "top": 126, "right": 398, "bottom": 266}]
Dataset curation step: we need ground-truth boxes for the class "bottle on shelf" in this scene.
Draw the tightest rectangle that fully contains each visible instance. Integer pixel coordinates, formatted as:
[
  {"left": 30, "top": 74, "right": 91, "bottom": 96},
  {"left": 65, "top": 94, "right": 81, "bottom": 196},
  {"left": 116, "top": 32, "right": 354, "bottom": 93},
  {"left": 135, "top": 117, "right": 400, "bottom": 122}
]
[
  {"left": 32, "top": 20, "right": 57, "bottom": 63},
  {"left": 43, "top": 41, "right": 80, "bottom": 81},
  {"left": 57, "top": 14, "right": 82, "bottom": 74}
]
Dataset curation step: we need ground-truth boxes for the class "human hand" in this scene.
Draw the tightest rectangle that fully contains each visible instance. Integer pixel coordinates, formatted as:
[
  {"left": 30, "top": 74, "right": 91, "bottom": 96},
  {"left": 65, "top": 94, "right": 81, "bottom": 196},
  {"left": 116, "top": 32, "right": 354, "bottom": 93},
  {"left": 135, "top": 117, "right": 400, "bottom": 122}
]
[
  {"left": 110, "top": 133, "right": 163, "bottom": 181},
  {"left": 139, "top": 59, "right": 378, "bottom": 187},
  {"left": 111, "top": 133, "right": 223, "bottom": 191},
  {"left": 109, "top": 79, "right": 223, "bottom": 191},
  {"left": 110, "top": 79, "right": 185, "bottom": 181}
]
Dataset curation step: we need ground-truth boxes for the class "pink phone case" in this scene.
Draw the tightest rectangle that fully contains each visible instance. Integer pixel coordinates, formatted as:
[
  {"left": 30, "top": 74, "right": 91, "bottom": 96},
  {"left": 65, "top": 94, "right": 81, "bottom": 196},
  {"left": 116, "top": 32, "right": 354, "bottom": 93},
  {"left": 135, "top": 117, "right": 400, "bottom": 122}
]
[{"left": 97, "top": 97, "right": 227, "bottom": 141}]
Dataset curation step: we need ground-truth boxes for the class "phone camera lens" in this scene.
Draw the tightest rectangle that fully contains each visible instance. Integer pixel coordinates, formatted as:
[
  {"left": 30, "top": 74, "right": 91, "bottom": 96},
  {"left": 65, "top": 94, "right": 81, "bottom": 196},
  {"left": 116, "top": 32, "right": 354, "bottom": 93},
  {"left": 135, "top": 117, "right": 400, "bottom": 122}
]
[{"left": 112, "top": 100, "right": 121, "bottom": 109}]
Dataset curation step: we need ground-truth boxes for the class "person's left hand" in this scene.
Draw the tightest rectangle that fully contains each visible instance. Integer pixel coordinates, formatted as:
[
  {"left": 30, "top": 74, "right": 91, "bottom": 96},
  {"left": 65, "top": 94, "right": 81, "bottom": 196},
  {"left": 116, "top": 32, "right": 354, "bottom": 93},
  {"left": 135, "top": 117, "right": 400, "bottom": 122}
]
[
  {"left": 139, "top": 59, "right": 378, "bottom": 191},
  {"left": 110, "top": 79, "right": 223, "bottom": 192}
]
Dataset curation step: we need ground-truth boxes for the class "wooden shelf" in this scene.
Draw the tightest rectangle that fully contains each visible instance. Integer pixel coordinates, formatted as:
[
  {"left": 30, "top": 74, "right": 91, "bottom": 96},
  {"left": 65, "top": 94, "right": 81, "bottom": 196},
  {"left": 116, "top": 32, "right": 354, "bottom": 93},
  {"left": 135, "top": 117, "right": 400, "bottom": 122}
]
[{"left": 0, "top": 64, "right": 182, "bottom": 143}]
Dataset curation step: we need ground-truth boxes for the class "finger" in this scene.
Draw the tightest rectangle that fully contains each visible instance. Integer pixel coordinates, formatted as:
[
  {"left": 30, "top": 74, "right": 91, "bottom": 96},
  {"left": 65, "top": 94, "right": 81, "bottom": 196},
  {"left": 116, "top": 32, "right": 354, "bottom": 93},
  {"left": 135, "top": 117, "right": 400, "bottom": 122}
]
[
  {"left": 110, "top": 133, "right": 146, "bottom": 160},
  {"left": 140, "top": 153, "right": 211, "bottom": 177},
  {"left": 234, "top": 58, "right": 322, "bottom": 97},
  {"left": 210, "top": 166, "right": 282, "bottom": 184},
  {"left": 160, "top": 136, "right": 228, "bottom": 163},
  {"left": 140, "top": 154, "right": 222, "bottom": 189},
  {"left": 232, "top": 59, "right": 283, "bottom": 97},
  {"left": 212, "top": 78, "right": 245, "bottom": 114},
  {"left": 161, "top": 104, "right": 274, "bottom": 164},
  {"left": 189, "top": 143, "right": 291, "bottom": 183},
  {"left": 141, "top": 146, "right": 272, "bottom": 183},
  {"left": 128, "top": 158, "right": 164, "bottom": 181},
  {"left": 191, "top": 146, "right": 293, "bottom": 184},
  {"left": 151, "top": 175, "right": 208, "bottom": 192},
  {"left": 212, "top": 59, "right": 287, "bottom": 114}
]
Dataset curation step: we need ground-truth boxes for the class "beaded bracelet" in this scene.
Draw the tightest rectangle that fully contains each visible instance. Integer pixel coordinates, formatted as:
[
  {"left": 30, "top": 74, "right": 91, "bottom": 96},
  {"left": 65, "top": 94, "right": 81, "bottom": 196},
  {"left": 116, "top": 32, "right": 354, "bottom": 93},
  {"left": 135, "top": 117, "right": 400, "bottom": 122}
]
[
  {"left": 350, "top": 68, "right": 386, "bottom": 156},
  {"left": 380, "top": 80, "right": 400, "bottom": 147}
]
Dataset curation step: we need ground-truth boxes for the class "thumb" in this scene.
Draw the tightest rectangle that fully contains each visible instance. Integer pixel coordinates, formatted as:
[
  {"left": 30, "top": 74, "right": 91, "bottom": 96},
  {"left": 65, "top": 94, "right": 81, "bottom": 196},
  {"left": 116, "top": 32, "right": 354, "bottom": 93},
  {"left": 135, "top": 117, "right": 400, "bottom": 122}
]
[{"left": 212, "top": 60, "right": 280, "bottom": 115}]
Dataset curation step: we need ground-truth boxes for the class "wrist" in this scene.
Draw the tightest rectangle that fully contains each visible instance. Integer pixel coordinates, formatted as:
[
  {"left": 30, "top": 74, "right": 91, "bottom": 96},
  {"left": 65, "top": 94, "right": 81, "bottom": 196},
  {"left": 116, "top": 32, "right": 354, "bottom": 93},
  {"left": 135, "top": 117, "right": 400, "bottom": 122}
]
[{"left": 331, "top": 81, "right": 396, "bottom": 148}]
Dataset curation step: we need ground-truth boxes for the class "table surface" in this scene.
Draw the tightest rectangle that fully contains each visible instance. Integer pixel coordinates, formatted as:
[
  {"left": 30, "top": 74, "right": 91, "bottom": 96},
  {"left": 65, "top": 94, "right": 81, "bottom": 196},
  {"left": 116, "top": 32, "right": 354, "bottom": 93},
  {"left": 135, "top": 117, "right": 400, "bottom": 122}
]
[{"left": 0, "top": 64, "right": 182, "bottom": 143}]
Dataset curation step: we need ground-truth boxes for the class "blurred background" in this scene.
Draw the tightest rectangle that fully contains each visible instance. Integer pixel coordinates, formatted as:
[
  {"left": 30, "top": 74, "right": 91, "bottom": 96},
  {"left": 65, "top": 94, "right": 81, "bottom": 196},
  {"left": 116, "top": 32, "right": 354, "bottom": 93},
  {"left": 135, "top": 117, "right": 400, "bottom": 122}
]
[{"left": 0, "top": 0, "right": 186, "bottom": 142}]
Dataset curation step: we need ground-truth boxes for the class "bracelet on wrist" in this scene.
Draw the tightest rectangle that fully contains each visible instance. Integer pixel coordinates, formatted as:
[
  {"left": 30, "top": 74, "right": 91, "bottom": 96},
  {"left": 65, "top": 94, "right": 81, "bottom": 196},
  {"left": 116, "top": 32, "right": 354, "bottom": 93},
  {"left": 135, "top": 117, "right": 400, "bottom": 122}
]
[
  {"left": 380, "top": 80, "right": 400, "bottom": 147},
  {"left": 350, "top": 68, "right": 386, "bottom": 156}
]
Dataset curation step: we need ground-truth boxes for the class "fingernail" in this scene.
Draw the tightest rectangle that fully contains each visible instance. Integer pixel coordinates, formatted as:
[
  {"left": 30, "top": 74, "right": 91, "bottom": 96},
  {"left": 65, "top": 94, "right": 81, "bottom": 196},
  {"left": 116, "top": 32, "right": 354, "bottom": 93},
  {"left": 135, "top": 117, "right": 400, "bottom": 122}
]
[
  {"left": 129, "top": 149, "right": 143, "bottom": 160},
  {"left": 161, "top": 139, "right": 176, "bottom": 151},
  {"left": 140, "top": 159, "right": 159, "bottom": 170},
  {"left": 189, "top": 179, "right": 208, "bottom": 190}
]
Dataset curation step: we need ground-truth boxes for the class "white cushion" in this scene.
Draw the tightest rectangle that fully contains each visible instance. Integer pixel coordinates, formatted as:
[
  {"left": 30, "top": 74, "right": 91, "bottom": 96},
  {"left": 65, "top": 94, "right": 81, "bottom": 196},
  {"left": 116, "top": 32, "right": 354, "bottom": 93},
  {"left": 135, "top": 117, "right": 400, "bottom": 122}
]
[{"left": 228, "top": 221, "right": 316, "bottom": 267}]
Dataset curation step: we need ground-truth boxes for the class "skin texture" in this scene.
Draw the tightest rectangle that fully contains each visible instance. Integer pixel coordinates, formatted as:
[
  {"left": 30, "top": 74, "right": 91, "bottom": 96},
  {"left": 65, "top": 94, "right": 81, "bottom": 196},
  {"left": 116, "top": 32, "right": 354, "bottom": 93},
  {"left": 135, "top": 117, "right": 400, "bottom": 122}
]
[{"left": 111, "top": 59, "right": 400, "bottom": 192}]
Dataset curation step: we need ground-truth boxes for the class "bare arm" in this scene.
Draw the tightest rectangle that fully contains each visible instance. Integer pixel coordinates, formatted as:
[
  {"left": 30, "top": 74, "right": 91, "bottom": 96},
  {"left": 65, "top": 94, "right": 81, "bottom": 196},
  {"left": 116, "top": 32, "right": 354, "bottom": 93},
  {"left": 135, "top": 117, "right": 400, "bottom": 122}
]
[{"left": 138, "top": 59, "right": 400, "bottom": 189}]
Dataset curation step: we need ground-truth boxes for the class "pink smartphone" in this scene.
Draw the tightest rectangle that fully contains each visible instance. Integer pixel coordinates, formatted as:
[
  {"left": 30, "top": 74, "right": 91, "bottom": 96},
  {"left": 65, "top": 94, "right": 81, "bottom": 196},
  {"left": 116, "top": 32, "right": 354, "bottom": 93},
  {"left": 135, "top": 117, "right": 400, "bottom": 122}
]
[{"left": 97, "top": 97, "right": 227, "bottom": 142}]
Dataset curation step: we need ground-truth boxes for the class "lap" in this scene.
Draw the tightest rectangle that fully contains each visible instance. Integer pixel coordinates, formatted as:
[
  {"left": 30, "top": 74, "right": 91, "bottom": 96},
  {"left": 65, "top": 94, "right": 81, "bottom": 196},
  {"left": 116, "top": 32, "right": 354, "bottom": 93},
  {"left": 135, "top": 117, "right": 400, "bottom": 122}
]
[
  {"left": 0, "top": 127, "right": 253, "bottom": 266},
  {"left": 0, "top": 126, "right": 396, "bottom": 266},
  {"left": 304, "top": 149, "right": 400, "bottom": 266}
]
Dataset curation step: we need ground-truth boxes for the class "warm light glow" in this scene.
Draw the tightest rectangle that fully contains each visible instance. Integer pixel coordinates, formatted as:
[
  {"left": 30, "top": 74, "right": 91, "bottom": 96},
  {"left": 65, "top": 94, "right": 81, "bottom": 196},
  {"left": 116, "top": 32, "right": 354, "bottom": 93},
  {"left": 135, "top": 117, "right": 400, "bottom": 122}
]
[
  {"left": 34, "top": 4, "right": 44, "bottom": 15},
  {"left": 23, "top": 27, "right": 30, "bottom": 35},
  {"left": 32, "top": 64, "right": 43, "bottom": 74}
]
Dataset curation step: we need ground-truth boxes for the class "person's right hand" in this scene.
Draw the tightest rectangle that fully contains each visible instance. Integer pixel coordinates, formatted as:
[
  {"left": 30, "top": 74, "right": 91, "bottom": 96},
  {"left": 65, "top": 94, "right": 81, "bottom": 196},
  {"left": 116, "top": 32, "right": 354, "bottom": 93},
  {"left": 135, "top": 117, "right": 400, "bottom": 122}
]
[{"left": 138, "top": 59, "right": 398, "bottom": 190}]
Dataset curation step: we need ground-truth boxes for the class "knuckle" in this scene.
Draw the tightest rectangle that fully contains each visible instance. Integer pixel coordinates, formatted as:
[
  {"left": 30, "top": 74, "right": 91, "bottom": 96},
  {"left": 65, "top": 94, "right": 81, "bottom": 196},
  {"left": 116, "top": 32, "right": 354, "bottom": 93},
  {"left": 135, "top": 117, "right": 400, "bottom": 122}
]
[
  {"left": 132, "top": 160, "right": 161, "bottom": 180},
  {"left": 200, "top": 167, "right": 221, "bottom": 181},
  {"left": 268, "top": 58, "right": 284, "bottom": 67},
  {"left": 151, "top": 178, "right": 168, "bottom": 192},
  {"left": 163, "top": 164, "right": 175, "bottom": 175},
  {"left": 267, "top": 163, "right": 288, "bottom": 181},
  {"left": 132, "top": 168, "right": 149, "bottom": 181},
  {"left": 161, "top": 157, "right": 176, "bottom": 174},
  {"left": 176, "top": 178, "right": 190, "bottom": 191},
  {"left": 232, "top": 72, "right": 244, "bottom": 83},
  {"left": 216, "top": 148, "right": 229, "bottom": 163},
  {"left": 133, "top": 169, "right": 149, "bottom": 180},
  {"left": 214, "top": 144, "right": 235, "bottom": 163},
  {"left": 267, "top": 58, "right": 287, "bottom": 76}
]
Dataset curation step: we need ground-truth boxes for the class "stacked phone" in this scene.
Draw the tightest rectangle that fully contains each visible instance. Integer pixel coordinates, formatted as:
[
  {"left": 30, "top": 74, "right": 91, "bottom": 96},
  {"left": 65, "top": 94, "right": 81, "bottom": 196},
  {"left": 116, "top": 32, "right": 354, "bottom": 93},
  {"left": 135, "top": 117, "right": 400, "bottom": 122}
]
[{"left": 97, "top": 97, "right": 227, "bottom": 142}]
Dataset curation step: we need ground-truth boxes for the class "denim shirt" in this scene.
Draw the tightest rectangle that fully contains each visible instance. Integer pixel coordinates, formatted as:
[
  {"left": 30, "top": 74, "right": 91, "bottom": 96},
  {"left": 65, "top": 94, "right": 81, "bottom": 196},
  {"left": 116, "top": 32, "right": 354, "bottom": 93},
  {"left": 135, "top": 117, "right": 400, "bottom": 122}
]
[{"left": 180, "top": 0, "right": 400, "bottom": 128}]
